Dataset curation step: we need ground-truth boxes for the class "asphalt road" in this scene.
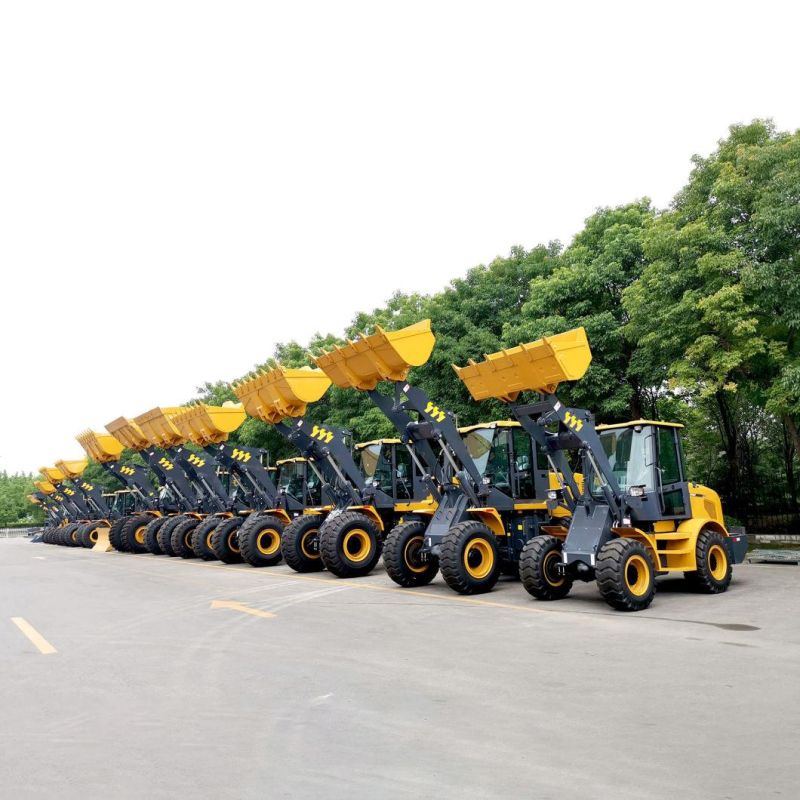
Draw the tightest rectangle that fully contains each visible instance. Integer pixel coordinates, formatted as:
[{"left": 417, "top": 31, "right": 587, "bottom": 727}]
[{"left": 1, "top": 538, "right": 798, "bottom": 800}]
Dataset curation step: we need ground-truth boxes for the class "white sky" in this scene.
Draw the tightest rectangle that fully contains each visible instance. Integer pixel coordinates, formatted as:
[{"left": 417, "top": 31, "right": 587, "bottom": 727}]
[{"left": 1, "top": 1, "right": 798, "bottom": 474}]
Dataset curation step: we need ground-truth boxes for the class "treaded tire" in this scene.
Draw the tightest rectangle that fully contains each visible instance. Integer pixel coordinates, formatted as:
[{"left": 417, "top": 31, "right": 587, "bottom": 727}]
[
  {"left": 109, "top": 517, "right": 128, "bottom": 551},
  {"left": 75, "top": 523, "right": 91, "bottom": 548},
  {"left": 684, "top": 529, "right": 732, "bottom": 594},
  {"left": 281, "top": 514, "right": 325, "bottom": 573},
  {"left": 60, "top": 523, "right": 80, "bottom": 547},
  {"left": 520, "top": 535, "right": 573, "bottom": 600},
  {"left": 383, "top": 520, "right": 438, "bottom": 587},
  {"left": 440, "top": 520, "right": 501, "bottom": 595},
  {"left": 191, "top": 516, "right": 223, "bottom": 561},
  {"left": 171, "top": 517, "right": 200, "bottom": 559},
  {"left": 210, "top": 517, "right": 244, "bottom": 563},
  {"left": 124, "top": 516, "right": 152, "bottom": 553},
  {"left": 319, "top": 512, "right": 382, "bottom": 578},
  {"left": 158, "top": 516, "right": 186, "bottom": 556},
  {"left": 143, "top": 516, "right": 168, "bottom": 554},
  {"left": 78, "top": 522, "right": 100, "bottom": 548},
  {"left": 238, "top": 513, "right": 285, "bottom": 568},
  {"left": 596, "top": 538, "right": 656, "bottom": 611}
]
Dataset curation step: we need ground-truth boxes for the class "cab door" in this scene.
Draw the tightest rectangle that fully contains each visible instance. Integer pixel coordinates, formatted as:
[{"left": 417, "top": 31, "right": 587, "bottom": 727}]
[{"left": 656, "top": 427, "right": 690, "bottom": 518}]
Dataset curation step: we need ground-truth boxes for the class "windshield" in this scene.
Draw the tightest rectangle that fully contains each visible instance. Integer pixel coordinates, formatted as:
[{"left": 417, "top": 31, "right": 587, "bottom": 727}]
[
  {"left": 359, "top": 444, "right": 393, "bottom": 488},
  {"left": 593, "top": 427, "right": 655, "bottom": 494},
  {"left": 463, "top": 429, "right": 494, "bottom": 476},
  {"left": 278, "top": 462, "right": 305, "bottom": 497}
]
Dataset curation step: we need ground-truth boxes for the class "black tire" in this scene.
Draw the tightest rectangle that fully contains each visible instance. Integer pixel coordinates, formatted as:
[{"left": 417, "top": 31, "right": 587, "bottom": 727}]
[
  {"left": 171, "top": 517, "right": 200, "bottom": 559},
  {"left": 685, "top": 529, "right": 732, "bottom": 594},
  {"left": 143, "top": 516, "right": 168, "bottom": 555},
  {"left": 238, "top": 513, "right": 285, "bottom": 568},
  {"left": 78, "top": 522, "right": 98, "bottom": 548},
  {"left": 520, "top": 535, "right": 573, "bottom": 600},
  {"left": 124, "top": 516, "right": 152, "bottom": 553},
  {"left": 60, "top": 523, "right": 80, "bottom": 547},
  {"left": 319, "top": 512, "right": 382, "bottom": 578},
  {"left": 383, "top": 520, "right": 438, "bottom": 587},
  {"left": 210, "top": 517, "right": 244, "bottom": 564},
  {"left": 596, "top": 538, "right": 657, "bottom": 611},
  {"left": 158, "top": 516, "right": 186, "bottom": 556},
  {"left": 191, "top": 515, "right": 223, "bottom": 561},
  {"left": 109, "top": 517, "right": 128, "bottom": 551},
  {"left": 281, "top": 514, "right": 325, "bottom": 573},
  {"left": 74, "top": 523, "right": 90, "bottom": 548},
  {"left": 440, "top": 521, "right": 501, "bottom": 595}
]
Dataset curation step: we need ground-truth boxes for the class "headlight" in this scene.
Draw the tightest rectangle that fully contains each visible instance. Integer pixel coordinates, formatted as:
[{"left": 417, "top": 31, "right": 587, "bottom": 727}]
[
  {"left": 547, "top": 490, "right": 559, "bottom": 501},
  {"left": 629, "top": 485, "right": 645, "bottom": 498}
]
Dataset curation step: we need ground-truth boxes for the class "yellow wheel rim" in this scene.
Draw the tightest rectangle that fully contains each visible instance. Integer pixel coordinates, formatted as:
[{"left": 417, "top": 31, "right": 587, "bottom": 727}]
[
  {"left": 89, "top": 530, "right": 98, "bottom": 543},
  {"left": 185, "top": 531, "right": 194, "bottom": 549},
  {"left": 463, "top": 537, "right": 494, "bottom": 580},
  {"left": 708, "top": 544, "right": 728, "bottom": 581},
  {"left": 135, "top": 525, "right": 146, "bottom": 545},
  {"left": 257, "top": 529, "right": 280, "bottom": 556},
  {"left": 228, "top": 531, "right": 240, "bottom": 553},
  {"left": 343, "top": 529, "right": 372, "bottom": 562},
  {"left": 543, "top": 550, "right": 564, "bottom": 587},
  {"left": 300, "top": 529, "right": 320, "bottom": 560},
  {"left": 403, "top": 535, "right": 428, "bottom": 574},
  {"left": 625, "top": 554, "right": 651, "bottom": 596},
  {"left": 207, "top": 531, "right": 215, "bottom": 550}
]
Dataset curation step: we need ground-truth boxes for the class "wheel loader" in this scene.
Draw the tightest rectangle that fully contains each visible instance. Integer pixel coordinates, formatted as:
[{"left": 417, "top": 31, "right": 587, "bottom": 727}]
[
  {"left": 313, "top": 319, "right": 572, "bottom": 593},
  {"left": 453, "top": 326, "right": 748, "bottom": 610},
  {"left": 233, "top": 365, "right": 435, "bottom": 577}
]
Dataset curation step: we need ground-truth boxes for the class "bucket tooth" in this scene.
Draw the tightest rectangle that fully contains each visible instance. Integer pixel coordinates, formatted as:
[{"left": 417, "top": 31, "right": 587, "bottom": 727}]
[
  {"left": 172, "top": 403, "right": 246, "bottom": 445},
  {"left": 77, "top": 430, "right": 125, "bottom": 463},
  {"left": 106, "top": 416, "right": 152, "bottom": 451},
  {"left": 314, "top": 319, "right": 435, "bottom": 390},
  {"left": 55, "top": 459, "right": 88, "bottom": 479},
  {"left": 40, "top": 466, "right": 66, "bottom": 484},
  {"left": 233, "top": 366, "right": 331, "bottom": 423},
  {"left": 133, "top": 407, "right": 187, "bottom": 449},
  {"left": 453, "top": 327, "right": 592, "bottom": 401}
]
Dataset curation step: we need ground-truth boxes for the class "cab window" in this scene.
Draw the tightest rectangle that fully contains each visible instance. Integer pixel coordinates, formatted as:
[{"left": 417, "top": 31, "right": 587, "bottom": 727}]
[
  {"left": 657, "top": 427, "right": 681, "bottom": 484},
  {"left": 394, "top": 446, "right": 413, "bottom": 500},
  {"left": 512, "top": 428, "right": 535, "bottom": 498}
]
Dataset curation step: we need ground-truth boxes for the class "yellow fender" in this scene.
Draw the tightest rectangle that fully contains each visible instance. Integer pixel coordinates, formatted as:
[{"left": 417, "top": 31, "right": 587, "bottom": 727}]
[
  {"left": 347, "top": 505, "right": 385, "bottom": 532},
  {"left": 91, "top": 524, "right": 113, "bottom": 552},
  {"left": 467, "top": 507, "right": 505, "bottom": 538}
]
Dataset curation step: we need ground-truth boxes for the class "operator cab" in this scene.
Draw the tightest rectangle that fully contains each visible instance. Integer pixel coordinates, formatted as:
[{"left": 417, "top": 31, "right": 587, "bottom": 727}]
[
  {"left": 355, "top": 439, "right": 421, "bottom": 501},
  {"left": 459, "top": 421, "right": 550, "bottom": 500},
  {"left": 276, "top": 457, "right": 322, "bottom": 506},
  {"left": 594, "top": 420, "right": 689, "bottom": 521}
]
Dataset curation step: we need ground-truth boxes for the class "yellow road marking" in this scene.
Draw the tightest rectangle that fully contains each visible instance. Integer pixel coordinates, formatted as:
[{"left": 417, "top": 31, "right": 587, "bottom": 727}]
[
  {"left": 210, "top": 599, "right": 276, "bottom": 619},
  {"left": 11, "top": 617, "right": 57, "bottom": 655}
]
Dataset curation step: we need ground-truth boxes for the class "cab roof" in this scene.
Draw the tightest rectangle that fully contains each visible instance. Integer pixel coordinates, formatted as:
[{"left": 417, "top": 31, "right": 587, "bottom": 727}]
[
  {"left": 355, "top": 438, "right": 401, "bottom": 449},
  {"left": 458, "top": 420, "right": 521, "bottom": 434},
  {"left": 276, "top": 456, "right": 307, "bottom": 466},
  {"left": 596, "top": 419, "right": 684, "bottom": 431}
]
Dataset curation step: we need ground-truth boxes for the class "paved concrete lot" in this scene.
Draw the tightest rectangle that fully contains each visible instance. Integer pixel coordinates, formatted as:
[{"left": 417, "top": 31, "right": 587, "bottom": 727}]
[{"left": 1, "top": 539, "right": 798, "bottom": 800}]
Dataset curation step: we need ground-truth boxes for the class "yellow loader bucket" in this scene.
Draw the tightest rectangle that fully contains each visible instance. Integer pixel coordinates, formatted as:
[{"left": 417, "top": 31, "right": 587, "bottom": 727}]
[
  {"left": 77, "top": 430, "right": 124, "bottom": 463},
  {"left": 453, "top": 327, "right": 592, "bottom": 402},
  {"left": 35, "top": 480, "right": 56, "bottom": 495},
  {"left": 40, "top": 466, "right": 65, "bottom": 484},
  {"left": 314, "top": 319, "right": 435, "bottom": 390},
  {"left": 134, "top": 407, "right": 187, "bottom": 448},
  {"left": 233, "top": 366, "right": 331, "bottom": 423},
  {"left": 172, "top": 403, "right": 246, "bottom": 445},
  {"left": 27, "top": 494, "right": 41, "bottom": 505},
  {"left": 55, "top": 459, "right": 88, "bottom": 479},
  {"left": 106, "top": 416, "right": 151, "bottom": 451}
]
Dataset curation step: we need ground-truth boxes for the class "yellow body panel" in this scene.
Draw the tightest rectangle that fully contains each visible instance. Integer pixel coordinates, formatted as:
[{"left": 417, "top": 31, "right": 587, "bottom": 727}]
[
  {"left": 314, "top": 319, "right": 435, "bottom": 390},
  {"left": 40, "top": 466, "right": 65, "bottom": 483},
  {"left": 76, "top": 430, "right": 125, "bottom": 463},
  {"left": 134, "top": 407, "right": 187, "bottom": 448},
  {"left": 172, "top": 403, "right": 246, "bottom": 445},
  {"left": 106, "top": 416, "right": 151, "bottom": 451},
  {"left": 233, "top": 366, "right": 331, "bottom": 423},
  {"left": 596, "top": 419, "right": 684, "bottom": 430},
  {"left": 454, "top": 327, "right": 592, "bottom": 401},
  {"left": 458, "top": 420, "right": 522, "bottom": 434},
  {"left": 55, "top": 459, "right": 88, "bottom": 479},
  {"left": 347, "top": 505, "right": 385, "bottom": 532},
  {"left": 356, "top": 438, "right": 402, "bottom": 448},
  {"left": 688, "top": 482, "right": 726, "bottom": 526},
  {"left": 276, "top": 456, "right": 307, "bottom": 466},
  {"left": 91, "top": 525, "right": 112, "bottom": 552}
]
